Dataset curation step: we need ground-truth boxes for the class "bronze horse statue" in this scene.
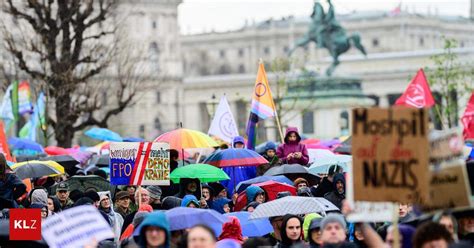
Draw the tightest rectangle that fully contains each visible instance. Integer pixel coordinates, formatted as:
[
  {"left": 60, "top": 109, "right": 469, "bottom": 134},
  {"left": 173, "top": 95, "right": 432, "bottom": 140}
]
[{"left": 289, "top": 0, "right": 367, "bottom": 76}]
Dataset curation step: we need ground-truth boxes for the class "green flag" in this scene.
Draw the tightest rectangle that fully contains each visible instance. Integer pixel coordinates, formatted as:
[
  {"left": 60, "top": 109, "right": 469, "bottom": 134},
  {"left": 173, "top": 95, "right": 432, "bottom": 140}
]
[{"left": 11, "top": 80, "right": 19, "bottom": 121}]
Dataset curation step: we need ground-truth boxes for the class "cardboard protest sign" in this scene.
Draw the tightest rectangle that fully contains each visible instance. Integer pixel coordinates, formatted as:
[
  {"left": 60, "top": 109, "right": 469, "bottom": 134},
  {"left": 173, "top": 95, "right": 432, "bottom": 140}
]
[
  {"left": 110, "top": 142, "right": 170, "bottom": 185},
  {"left": 429, "top": 129, "right": 464, "bottom": 164},
  {"left": 352, "top": 107, "right": 429, "bottom": 203},
  {"left": 42, "top": 205, "right": 114, "bottom": 248},
  {"left": 422, "top": 160, "right": 472, "bottom": 211}
]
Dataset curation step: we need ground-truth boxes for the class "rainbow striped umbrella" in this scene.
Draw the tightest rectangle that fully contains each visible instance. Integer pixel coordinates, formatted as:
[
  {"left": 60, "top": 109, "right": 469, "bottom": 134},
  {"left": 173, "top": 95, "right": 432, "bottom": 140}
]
[
  {"left": 153, "top": 128, "right": 219, "bottom": 150},
  {"left": 204, "top": 148, "right": 268, "bottom": 167}
]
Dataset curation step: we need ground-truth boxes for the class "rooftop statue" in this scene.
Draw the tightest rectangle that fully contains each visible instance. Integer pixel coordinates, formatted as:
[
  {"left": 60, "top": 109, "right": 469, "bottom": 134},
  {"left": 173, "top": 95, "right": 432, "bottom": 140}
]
[{"left": 289, "top": 0, "right": 367, "bottom": 76}]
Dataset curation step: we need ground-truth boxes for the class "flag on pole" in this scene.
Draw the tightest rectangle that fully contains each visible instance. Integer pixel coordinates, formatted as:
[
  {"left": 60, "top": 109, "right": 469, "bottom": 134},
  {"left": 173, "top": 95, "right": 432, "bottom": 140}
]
[
  {"left": 11, "top": 80, "right": 19, "bottom": 120},
  {"left": 19, "top": 92, "right": 46, "bottom": 142},
  {"left": 208, "top": 95, "right": 239, "bottom": 143},
  {"left": 246, "top": 62, "right": 276, "bottom": 150},
  {"left": 395, "top": 69, "right": 435, "bottom": 108},
  {"left": 18, "top": 81, "right": 33, "bottom": 115},
  {"left": 462, "top": 91, "right": 474, "bottom": 140},
  {"left": 0, "top": 121, "right": 13, "bottom": 161},
  {"left": 0, "top": 84, "right": 15, "bottom": 121}
]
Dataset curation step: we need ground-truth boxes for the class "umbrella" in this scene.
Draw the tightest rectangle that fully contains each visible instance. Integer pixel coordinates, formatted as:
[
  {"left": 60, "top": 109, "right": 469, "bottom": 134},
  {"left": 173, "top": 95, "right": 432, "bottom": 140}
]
[
  {"left": 308, "top": 155, "right": 351, "bottom": 174},
  {"left": 320, "top": 139, "right": 341, "bottom": 148},
  {"left": 308, "top": 149, "right": 335, "bottom": 164},
  {"left": 333, "top": 136, "right": 351, "bottom": 154},
  {"left": 40, "top": 155, "right": 80, "bottom": 175},
  {"left": 223, "top": 212, "right": 273, "bottom": 237},
  {"left": 85, "top": 127, "right": 123, "bottom": 142},
  {"left": 263, "top": 164, "right": 321, "bottom": 185},
  {"left": 236, "top": 175, "right": 293, "bottom": 193},
  {"left": 250, "top": 196, "right": 339, "bottom": 220},
  {"left": 306, "top": 143, "right": 330, "bottom": 149},
  {"left": 123, "top": 137, "right": 145, "bottom": 142},
  {"left": 154, "top": 128, "right": 218, "bottom": 149},
  {"left": 11, "top": 160, "right": 64, "bottom": 179},
  {"left": 8, "top": 137, "right": 44, "bottom": 153},
  {"left": 234, "top": 180, "right": 297, "bottom": 211},
  {"left": 169, "top": 164, "right": 230, "bottom": 183},
  {"left": 300, "top": 139, "right": 320, "bottom": 145},
  {"left": 204, "top": 148, "right": 268, "bottom": 167},
  {"left": 44, "top": 146, "right": 69, "bottom": 155},
  {"left": 50, "top": 175, "right": 114, "bottom": 195},
  {"left": 164, "top": 207, "right": 227, "bottom": 234},
  {"left": 90, "top": 154, "right": 109, "bottom": 167},
  {"left": 14, "top": 153, "right": 47, "bottom": 162}
]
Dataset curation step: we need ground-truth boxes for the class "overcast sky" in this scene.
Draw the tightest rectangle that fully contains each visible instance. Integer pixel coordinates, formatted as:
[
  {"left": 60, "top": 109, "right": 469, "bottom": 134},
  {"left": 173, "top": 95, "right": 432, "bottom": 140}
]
[{"left": 178, "top": 0, "right": 471, "bottom": 34}]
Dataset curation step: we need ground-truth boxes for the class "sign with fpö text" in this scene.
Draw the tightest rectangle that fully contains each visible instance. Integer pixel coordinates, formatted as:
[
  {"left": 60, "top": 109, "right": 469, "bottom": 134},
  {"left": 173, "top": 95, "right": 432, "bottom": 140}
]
[
  {"left": 109, "top": 142, "right": 170, "bottom": 185},
  {"left": 352, "top": 107, "right": 429, "bottom": 203}
]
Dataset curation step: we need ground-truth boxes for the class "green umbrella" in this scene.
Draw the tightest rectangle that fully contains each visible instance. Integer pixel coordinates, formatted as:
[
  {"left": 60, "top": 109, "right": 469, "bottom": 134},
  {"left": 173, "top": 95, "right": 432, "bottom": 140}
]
[{"left": 170, "top": 164, "right": 230, "bottom": 183}]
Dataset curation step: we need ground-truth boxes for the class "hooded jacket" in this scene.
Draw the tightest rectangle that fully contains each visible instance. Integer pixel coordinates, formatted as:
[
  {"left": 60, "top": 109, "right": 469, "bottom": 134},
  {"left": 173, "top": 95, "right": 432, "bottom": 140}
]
[
  {"left": 232, "top": 136, "right": 245, "bottom": 148},
  {"left": 245, "top": 185, "right": 264, "bottom": 205},
  {"left": 278, "top": 214, "right": 305, "bottom": 248},
  {"left": 137, "top": 211, "right": 171, "bottom": 248},
  {"left": 212, "top": 197, "right": 231, "bottom": 214},
  {"left": 161, "top": 196, "right": 182, "bottom": 210},
  {"left": 0, "top": 173, "right": 26, "bottom": 208},
  {"left": 323, "top": 173, "right": 345, "bottom": 210},
  {"left": 98, "top": 191, "right": 124, "bottom": 242},
  {"left": 181, "top": 194, "right": 200, "bottom": 207},
  {"left": 175, "top": 178, "right": 201, "bottom": 199},
  {"left": 218, "top": 216, "right": 244, "bottom": 243},
  {"left": 276, "top": 127, "right": 309, "bottom": 165}
]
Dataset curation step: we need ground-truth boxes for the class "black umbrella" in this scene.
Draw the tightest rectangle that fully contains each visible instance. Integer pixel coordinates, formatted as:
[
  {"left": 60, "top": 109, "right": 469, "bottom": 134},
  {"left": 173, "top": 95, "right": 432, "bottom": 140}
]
[
  {"left": 90, "top": 154, "right": 109, "bottom": 167},
  {"left": 334, "top": 137, "right": 351, "bottom": 155},
  {"left": 15, "top": 153, "right": 47, "bottom": 162},
  {"left": 40, "top": 155, "right": 80, "bottom": 175},
  {"left": 50, "top": 175, "right": 115, "bottom": 196},
  {"left": 263, "top": 164, "right": 320, "bottom": 185}
]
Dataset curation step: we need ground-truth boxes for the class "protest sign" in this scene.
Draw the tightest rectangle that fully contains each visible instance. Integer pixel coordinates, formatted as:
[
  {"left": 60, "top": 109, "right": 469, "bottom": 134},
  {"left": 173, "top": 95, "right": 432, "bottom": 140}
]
[
  {"left": 110, "top": 142, "right": 170, "bottom": 185},
  {"left": 422, "top": 160, "right": 472, "bottom": 211},
  {"left": 352, "top": 107, "right": 429, "bottom": 203},
  {"left": 429, "top": 128, "right": 464, "bottom": 164},
  {"left": 42, "top": 205, "right": 113, "bottom": 248}
]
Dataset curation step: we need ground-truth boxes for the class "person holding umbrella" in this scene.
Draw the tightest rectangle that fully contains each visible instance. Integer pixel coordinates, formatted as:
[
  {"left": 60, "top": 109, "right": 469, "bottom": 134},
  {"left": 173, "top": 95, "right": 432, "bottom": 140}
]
[
  {"left": 0, "top": 153, "right": 26, "bottom": 209},
  {"left": 276, "top": 127, "right": 309, "bottom": 166}
]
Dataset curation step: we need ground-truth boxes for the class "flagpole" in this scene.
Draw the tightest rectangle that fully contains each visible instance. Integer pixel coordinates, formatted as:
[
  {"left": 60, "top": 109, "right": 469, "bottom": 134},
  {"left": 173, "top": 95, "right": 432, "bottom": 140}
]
[{"left": 259, "top": 58, "right": 285, "bottom": 144}]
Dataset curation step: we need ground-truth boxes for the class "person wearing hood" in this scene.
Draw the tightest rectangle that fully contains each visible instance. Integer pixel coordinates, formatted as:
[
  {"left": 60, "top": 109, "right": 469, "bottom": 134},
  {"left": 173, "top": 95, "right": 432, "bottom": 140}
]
[
  {"left": 29, "top": 187, "right": 48, "bottom": 206},
  {"left": 47, "top": 196, "right": 61, "bottom": 215},
  {"left": 232, "top": 136, "right": 246, "bottom": 148},
  {"left": 245, "top": 185, "right": 265, "bottom": 205},
  {"left": 277, "top": 214, "right": 305, "bottom": 248},
  {"left": 30, "top": 202, "right": 49, "bottom": 219},
  {"left": 0, "top": 153, "right": 26, "bottom": 209},
  {"left": 212, "top": 197, "right": 231, "bottom": 214},
  {"left": 218, "top": 216, "right": 244, "bottom": 244},
  {"left": 276, "top": 127, "right": 309, "bottom": 166},
  {"left": 200, "top": 183, "right": 214, "bottom": 209},
  {"left": 308, "top": 218, "right": 323, "bottom": 248},
  {"left": 324, "top": 173, "right": 345, "bottom": 210},
  {"left": 98, "top": 191, "right": 124, "bottom": 243},
  {"left": 312, "top": 164, "right": 343, "bottom": 197},
  {"left": 223, "top": 136, "right": 257, "bottom": 194},
  {"left": 258, "top": 141, "right": 281, "bottom": 176},
  {"left": 137, "top": 211, "right": 171, "bottom": 248},
  {"left": 175, "top": 178, "right": 201, "bottom": 199},
  {"left": 181, "top": 194, "right": 200, "bottom": 208}
]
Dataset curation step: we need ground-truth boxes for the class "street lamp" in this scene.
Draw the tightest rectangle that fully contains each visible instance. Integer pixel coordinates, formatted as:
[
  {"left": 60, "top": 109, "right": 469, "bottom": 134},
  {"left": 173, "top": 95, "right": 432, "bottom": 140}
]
[{"left": 205, "top": 94, "right": 219, "bottom": 119}]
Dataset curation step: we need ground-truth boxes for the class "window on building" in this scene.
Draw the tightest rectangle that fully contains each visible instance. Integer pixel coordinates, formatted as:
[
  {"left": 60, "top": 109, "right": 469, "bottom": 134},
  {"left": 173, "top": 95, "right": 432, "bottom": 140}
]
[
  {"left": 152, "top": 20, "right": 157, "bottom": 29},
  {"left": 302, "top": 111, "right": 314, "bottom": 134},
  {"left": 218, "top": 65, "right": 230, "bottom": 75},
  {"left": 340, "top": 111, "right": 349, "bottom": 135},
  {"left": 219, "top": 50, "right": 225, "bottom": 58},
  {"left": 238, "top": 64, "right": 245, "bottom": 73},
  {"left": 419, "top": 37, "right": 424, "bottom": 46},
  {"left": 156, "top": 91, "right": 161, "bottom": 103},
  {"left": 264, "top": 47, "right": 270, "bottom": 55},
  {"left": 139, "top": 124, "right": 145, "bottom": 138},
  {"left": 238, "top": 48, "right": 244, "bottom": 57},
  {"left": 460, "top": 41, "right": 465, "bottom": 48},
  {"left": 372, "top": 38, "right": 379, "bottom": 47},
  {"left": 283, "top": 46, "right": 289, "bottom": 53},
  {"left": 236, "top": 100, "right": 247, "bottom": 133},
  {"left": 154, "top": 117, "right": 161, "bottom": 130}
]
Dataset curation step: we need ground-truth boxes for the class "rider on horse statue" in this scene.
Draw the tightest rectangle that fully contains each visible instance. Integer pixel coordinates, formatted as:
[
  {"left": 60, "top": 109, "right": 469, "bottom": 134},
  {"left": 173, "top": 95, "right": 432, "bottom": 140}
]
[{"left": 289, "top": 0, "right": 367, "bottom": 76}]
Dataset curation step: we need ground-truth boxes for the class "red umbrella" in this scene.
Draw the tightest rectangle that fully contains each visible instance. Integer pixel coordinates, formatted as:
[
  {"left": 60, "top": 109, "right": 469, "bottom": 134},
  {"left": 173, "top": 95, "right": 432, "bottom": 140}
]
[
  {"left": 44, "top": 146, "right": 69, "bottom": 155},
  {"left": 301, "top": 139, "right": 320, "bottom": 145},
  {"left": 234, "top": 180, "right": 296, "bottom": 211}
]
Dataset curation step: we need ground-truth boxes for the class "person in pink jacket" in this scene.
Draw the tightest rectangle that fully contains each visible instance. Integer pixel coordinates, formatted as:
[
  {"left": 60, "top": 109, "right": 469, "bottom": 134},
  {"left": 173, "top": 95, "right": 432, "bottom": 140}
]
[{"left": 276, "top": 127, "right": 309, "bottom": 166}]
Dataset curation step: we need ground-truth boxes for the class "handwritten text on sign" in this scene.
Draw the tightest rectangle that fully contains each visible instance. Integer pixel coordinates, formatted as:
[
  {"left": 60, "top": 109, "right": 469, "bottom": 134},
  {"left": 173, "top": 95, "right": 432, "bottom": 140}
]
[
  {"left": 352, "top": 108, "right": 429, "bottom": 203},
  {"left": 109, "top": 142, "right": 170, "bottom": 186}
]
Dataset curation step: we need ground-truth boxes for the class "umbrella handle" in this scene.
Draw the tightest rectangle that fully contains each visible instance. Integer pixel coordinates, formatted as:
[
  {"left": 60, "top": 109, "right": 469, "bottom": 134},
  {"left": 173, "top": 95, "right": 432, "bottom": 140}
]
[{"left": 138, "top": 185, "right": 142, "bottom": 208}]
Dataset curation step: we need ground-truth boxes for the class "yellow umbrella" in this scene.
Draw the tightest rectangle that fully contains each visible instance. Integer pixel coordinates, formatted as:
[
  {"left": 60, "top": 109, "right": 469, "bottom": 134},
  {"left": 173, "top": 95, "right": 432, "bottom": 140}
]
[
  {"left": 154, "top": 128, "right": 219, "bottom": 150},
  {"left": 11, "top": 160, "right": 65, "bottom": 179}
]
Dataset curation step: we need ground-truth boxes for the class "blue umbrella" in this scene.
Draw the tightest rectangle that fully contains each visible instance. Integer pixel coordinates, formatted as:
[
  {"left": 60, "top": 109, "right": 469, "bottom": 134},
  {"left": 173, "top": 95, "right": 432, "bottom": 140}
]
[
  {"left": 308, "top": 155, "right": 351, "bottom": 174},
  {"left": 123, "top": 137, "right": 144, "bottom": 142},
  {"left": 84, "top": 127, "right": 123, "bottom": 142},
  {"left": 8, "top": 137, "right": 44, "bottom": 154},
  {"left": 236, "top": 175, "right": 293, "bottom": 193},
  {"left": 222, "top": 212, "right": 273, "bottom": 237},
  {"left": 165, "top": 207, "right": 227, "bottom": 235}
]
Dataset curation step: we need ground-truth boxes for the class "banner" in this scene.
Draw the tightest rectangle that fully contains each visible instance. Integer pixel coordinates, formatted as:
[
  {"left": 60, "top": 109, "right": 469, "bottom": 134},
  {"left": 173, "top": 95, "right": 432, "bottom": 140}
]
[
  {"left": 0, "top": 121, "right": 13, "bottom": 161},
  {"left": 109, "top": 142, "right": 170, "bottom": 185},
  {"left": 352, "top": 107, "right": 429, "bottom": 203},
  {"left": 42, "top": 205, "right": 114, "bottom": 248},
  {"left": 208, "top": 95, "right": 239, "bottom": 143},
  {"left": 18, "top": 81, "right": 33, "bottom": 115}
]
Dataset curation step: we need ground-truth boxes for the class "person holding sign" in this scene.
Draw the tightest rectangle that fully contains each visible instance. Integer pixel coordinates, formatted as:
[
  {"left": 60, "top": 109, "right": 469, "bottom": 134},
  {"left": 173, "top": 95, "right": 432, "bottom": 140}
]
[{"left": 277, "top": 127, "right": 309, "bottom": 166}]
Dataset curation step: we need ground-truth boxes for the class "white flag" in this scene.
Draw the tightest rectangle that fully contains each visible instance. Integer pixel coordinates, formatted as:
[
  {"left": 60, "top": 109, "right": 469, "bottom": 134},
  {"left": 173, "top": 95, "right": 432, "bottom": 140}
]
[{"left": 208, "top": 95, "right": 239, "bottom": 143}]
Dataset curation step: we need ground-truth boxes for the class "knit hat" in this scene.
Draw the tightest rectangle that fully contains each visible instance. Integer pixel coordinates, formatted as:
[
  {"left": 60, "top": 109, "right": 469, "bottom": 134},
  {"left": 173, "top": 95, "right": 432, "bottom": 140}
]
[
  {"left": 147, "top": 185, "right": 162, "bottom": 200},
  {"left": 320, "top": 213, "right": 346, "bottom": 231}
]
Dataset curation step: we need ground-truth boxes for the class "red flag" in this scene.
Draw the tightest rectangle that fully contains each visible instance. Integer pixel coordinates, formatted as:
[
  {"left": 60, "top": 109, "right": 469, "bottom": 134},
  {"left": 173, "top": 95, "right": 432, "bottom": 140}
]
[
  {"left": 0, "top": 121, "right": 13, "bottom": 161},
  {"left": 462, "top": 91, "right": 474, "bottom": 140},
  {"left": 395, "top": 69, "right": 435, "bottom": 108}
]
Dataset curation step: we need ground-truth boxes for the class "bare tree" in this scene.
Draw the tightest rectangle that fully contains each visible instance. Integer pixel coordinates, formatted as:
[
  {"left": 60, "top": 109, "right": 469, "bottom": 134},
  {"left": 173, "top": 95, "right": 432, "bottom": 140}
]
[{"left": 2, "top": 0, "right": 140, "bottom": 147}]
